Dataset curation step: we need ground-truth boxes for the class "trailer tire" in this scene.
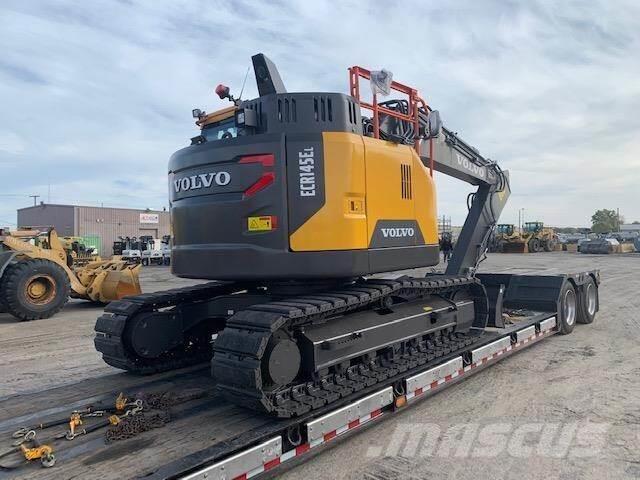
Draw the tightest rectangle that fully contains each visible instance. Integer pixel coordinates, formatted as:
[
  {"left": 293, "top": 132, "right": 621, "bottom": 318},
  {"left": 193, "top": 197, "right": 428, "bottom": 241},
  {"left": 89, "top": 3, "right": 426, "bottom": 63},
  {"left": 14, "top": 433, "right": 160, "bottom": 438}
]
[
  {"left": 557, "top": 282, "right": 577, "bottom": 334},
  {"left": 0, "top": 259, "right": 70, "bottom": 321},
  {"left": 577, "top": 277, "right": 597, "bottom": 324}
]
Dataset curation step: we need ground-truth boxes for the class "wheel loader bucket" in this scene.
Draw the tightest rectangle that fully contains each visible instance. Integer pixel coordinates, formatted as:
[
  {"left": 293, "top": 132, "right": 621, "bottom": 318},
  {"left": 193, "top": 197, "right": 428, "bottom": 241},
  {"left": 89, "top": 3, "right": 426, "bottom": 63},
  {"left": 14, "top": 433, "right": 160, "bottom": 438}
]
[
  {"left": 502, "top": 241, "right": 527, "bottom": 253},
  {"left": 75, "top": 260, "right": 142, "bottom": 303}
]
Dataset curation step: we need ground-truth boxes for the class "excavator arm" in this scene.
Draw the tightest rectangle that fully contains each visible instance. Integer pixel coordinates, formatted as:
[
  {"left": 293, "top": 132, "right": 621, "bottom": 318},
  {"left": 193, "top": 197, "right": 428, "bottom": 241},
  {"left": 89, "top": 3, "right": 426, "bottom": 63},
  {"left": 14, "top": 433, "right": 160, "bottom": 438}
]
[{"left": 419, "top": 126, "right": 511, "bottom": 276}]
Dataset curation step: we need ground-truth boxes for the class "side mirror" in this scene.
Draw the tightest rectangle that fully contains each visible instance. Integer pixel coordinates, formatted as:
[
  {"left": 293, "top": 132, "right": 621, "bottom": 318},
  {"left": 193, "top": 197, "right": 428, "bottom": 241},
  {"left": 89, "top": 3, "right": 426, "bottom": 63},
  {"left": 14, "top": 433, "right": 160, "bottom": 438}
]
[{"left": 426, "top": 110, "right": 442, "bottom": 139}]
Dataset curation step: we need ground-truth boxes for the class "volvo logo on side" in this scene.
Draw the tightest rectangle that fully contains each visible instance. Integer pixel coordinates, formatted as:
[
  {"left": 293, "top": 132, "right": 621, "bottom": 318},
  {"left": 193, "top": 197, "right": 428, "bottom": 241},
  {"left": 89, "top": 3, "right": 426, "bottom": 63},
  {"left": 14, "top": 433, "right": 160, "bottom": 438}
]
[
  {"left": 381, "top": 227, "right": 415, "bottom": 238},
  {"left": 173, "top": 172, "right": 231, "bottom": 193},
  {"left": 456, "top": 153, "right": 486, "bottom": 178}
]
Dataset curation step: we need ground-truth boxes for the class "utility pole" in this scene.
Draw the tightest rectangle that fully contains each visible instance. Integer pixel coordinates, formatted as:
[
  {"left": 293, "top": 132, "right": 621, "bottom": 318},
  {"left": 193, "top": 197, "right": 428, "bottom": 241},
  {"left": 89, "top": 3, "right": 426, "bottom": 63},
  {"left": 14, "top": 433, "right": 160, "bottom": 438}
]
[{"left": 29, "top": 195, "right": 40, "bottom": 206}]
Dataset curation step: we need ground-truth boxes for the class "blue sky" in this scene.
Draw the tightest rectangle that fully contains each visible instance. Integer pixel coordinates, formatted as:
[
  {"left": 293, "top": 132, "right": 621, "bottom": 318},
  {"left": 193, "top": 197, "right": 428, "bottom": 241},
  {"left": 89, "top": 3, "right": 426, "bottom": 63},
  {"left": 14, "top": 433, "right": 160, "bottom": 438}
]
[{"left": 1, "top": 0, "right": 639, "bottom": 227}]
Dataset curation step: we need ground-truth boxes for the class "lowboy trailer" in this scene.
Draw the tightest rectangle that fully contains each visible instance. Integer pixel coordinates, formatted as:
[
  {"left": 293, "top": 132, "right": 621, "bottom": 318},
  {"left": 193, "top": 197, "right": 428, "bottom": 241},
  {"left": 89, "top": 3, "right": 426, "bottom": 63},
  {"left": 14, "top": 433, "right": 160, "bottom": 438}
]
[
  {"left": 0, "top": 266, "right": 598, "bottom": 479},
  {"left": 149, "top": 283, "right": 598, "bottom": 480}
]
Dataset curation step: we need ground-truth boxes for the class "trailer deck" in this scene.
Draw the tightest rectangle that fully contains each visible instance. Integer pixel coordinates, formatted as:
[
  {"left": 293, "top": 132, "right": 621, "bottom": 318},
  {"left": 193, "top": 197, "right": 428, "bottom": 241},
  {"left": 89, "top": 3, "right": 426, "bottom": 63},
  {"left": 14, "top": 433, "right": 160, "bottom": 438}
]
[
  {"left": 0, "top": 307, "right": 569, "bottom": 479},
  {"left": 0, "top": 253, "right": 635, "bottom": 480}
]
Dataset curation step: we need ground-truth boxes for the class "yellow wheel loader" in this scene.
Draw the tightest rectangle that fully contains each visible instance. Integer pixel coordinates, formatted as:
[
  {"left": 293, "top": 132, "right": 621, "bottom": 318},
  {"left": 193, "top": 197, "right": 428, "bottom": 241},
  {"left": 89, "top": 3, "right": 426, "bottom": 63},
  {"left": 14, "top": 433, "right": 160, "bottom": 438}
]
[
  {"left": 494, "top": 222, "right": 558, "bottom": 253},
  {"left": 493, "top": 224, "right": 525, "bottom": 253},
  {"left": 0, "top": 228, "right": 141, "bottom": 321}
]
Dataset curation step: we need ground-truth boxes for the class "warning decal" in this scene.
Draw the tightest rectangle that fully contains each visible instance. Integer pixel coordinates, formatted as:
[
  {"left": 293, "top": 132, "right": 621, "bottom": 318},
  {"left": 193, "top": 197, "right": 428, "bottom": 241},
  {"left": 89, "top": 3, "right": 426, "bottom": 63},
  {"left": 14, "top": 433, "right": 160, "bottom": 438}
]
[{"left": 248, "top": 216, "right": 275, "bottom": 232}]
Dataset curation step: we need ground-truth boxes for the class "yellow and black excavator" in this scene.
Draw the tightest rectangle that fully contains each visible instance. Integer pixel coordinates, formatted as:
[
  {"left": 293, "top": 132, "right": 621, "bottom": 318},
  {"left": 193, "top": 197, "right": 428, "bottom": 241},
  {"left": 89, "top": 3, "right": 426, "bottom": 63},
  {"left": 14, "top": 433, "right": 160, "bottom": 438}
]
[
  {"left": 0, "top": 227, "right": 141, "bottom": 321},
  {"left": 95, "top": 54, "right": 598, "bottom": 418}
]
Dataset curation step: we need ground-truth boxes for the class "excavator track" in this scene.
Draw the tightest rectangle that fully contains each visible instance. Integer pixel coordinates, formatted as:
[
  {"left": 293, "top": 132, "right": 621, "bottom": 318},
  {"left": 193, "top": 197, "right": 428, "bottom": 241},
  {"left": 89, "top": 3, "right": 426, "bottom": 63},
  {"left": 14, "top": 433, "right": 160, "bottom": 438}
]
[
  {"left": 212, "top": 274, "right": 487, "bottom": 418},
  {"left": 94, "top": 282, "right": 237, "bottom": 374}
]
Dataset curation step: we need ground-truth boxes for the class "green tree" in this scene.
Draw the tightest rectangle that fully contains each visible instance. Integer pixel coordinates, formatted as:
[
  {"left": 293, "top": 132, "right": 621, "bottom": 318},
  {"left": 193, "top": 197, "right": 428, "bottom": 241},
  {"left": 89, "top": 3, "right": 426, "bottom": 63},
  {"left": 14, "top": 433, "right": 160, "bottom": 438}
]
[{"left": 591, "top": 209, "right": 622, "bottom": 233}]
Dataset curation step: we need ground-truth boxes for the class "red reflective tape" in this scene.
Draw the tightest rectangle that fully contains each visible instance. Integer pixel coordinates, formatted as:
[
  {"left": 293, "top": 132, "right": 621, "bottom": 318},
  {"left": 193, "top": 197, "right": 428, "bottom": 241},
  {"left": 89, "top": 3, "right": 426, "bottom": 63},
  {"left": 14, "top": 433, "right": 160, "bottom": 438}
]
[
  {"left": 239, "top": 154, "right": 275, "bottom": 167},
  {"left": 415, "top": 387, "right": 423, "bottom": 396},
  {"left": 244, "top": 172, "right": 275, "bottom": 198},
  {"left": 444, "top": 374, "right": 452, "bottom": 381},
  {"left": 458, "top": 368, "right": 465, "bottom": 376},
  {"left": 348, "top": 419, "right": 360, "bottom": 429},
  {"left": 296, "top": 443, "right": 311, "bottom": 456},
  {"left": 371, "top": 408, "right": 382, "bottom": 418},
  {"left": 430, "top": 380, "right": 438, "bottom": 389},
  {"left": 232, "top": 475, "right": 248, "bottom": 480},
  {"left": 324, "top": 430, "right": 337, "bottom": 442},
  {"left": 264, "top": 457, "right": 281, "bottom": 471}
]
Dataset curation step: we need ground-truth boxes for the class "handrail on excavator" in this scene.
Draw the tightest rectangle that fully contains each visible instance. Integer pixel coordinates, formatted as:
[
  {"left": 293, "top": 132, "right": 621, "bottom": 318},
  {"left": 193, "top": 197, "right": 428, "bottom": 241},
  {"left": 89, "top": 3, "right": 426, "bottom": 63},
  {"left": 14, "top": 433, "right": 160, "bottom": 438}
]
[{"left": 348, "top": 65, "right": 434, "bottom": 174}]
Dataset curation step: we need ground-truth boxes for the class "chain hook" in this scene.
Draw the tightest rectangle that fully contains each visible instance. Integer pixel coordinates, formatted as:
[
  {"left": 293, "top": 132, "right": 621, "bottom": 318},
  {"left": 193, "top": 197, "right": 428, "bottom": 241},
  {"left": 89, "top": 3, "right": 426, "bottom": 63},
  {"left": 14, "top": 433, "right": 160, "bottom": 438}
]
[{"left": 11, "top": 430, "right": 36, "bottom": 447}]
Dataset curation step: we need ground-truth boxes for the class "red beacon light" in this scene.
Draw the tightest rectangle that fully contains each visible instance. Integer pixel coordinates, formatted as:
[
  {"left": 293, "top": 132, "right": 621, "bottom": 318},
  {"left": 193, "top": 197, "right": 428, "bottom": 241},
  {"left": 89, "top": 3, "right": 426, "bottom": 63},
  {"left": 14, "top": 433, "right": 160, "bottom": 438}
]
[
  {"left": 215, "top": 83, "right": 240, "bottom": 105},
  {"left": 215, "top": 84, "right": 230, "bottom": 99}
]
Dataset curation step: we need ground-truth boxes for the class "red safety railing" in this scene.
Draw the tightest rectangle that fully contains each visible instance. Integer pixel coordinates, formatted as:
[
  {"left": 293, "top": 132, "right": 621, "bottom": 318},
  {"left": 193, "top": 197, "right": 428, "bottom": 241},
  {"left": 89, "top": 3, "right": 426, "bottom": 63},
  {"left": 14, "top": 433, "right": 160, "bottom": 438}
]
[{"left": 349, "top": 66, "right": 434, "bottom": 176}]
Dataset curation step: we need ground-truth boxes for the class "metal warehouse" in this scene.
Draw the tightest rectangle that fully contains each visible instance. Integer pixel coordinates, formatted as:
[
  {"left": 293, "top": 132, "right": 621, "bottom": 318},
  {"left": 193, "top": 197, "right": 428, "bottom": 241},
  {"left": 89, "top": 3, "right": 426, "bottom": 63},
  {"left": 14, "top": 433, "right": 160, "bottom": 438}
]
[{"left": 17, "top": 203, "right": 170, "bottom": 257}]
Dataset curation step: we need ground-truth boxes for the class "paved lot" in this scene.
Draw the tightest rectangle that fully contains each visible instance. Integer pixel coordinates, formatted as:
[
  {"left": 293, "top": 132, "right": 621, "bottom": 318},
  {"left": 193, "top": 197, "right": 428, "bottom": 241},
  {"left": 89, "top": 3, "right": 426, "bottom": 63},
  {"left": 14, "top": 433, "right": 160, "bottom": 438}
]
[{"left": 0, "top": 252, "right": 638, "bottom": 479}]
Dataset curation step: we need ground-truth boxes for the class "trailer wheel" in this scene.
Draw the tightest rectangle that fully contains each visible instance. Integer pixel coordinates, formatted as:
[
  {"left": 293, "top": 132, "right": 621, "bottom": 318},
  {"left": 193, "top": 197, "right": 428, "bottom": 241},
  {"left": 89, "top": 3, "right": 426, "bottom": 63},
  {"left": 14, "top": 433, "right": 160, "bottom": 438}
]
[
  {"left": 557, "top": 282, "right": 577, "bottom": 334},
  {"left": 577, "top": 277, "right": 597, "bottom": 324},
  {"left": 0, "top": 259, "right": 70, "bottom": 321}
]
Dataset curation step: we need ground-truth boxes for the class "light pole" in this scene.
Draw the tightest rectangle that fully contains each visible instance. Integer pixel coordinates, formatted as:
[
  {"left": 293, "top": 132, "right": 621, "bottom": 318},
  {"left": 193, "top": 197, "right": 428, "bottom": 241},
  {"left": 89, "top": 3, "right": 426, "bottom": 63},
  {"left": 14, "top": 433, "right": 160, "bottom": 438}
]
[{"left": 519, "top": 208, "right": 525, "bottom": 233}]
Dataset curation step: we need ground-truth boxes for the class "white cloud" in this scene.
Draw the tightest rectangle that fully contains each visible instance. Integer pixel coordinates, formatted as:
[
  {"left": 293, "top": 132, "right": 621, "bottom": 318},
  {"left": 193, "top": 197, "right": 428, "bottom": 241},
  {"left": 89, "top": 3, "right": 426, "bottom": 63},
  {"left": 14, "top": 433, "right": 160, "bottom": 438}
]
[
  {"left": 0, "top": 0, "right": 639, "bottom": 229},
  {"left": 0, "top": 132, "right": 26, "bottom": 155}
]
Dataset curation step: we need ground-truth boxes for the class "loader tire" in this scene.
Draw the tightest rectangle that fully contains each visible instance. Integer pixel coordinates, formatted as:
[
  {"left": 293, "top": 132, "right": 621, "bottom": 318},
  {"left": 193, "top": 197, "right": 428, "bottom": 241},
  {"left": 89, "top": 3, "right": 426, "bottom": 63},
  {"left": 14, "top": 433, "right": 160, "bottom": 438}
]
[
  {"left": 556, "top": 282, "right": 577, "bottom": 335},
  {"left": 543, "top": 239, "right": 556, "bottom": 252},
  {"left": 577, "top": 277, "right": 597, "bottom": 324},
  {"left": 0, "top": 259, "right": 70, "bottom": 321},
  {"left": 528, "top": 238, "right": 541, "bottom": 253}
]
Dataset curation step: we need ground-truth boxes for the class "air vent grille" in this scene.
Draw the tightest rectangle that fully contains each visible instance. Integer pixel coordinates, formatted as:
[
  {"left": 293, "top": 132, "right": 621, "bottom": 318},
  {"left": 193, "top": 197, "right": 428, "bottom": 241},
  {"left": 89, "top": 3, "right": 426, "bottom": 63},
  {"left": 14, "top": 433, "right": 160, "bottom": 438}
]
[
  {"left": 313, "top": 96, "right": 333, "bottom": 122},
  {"left": 401, "top": 164, "right": 412, "bottom": 199}
]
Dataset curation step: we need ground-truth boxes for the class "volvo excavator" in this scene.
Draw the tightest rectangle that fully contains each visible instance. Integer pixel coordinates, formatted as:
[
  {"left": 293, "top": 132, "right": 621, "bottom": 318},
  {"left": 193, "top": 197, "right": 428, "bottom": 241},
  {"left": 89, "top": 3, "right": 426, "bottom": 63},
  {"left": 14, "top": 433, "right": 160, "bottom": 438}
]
[{"left": 94, "top": 54, "right": 599, "bottom": 418}]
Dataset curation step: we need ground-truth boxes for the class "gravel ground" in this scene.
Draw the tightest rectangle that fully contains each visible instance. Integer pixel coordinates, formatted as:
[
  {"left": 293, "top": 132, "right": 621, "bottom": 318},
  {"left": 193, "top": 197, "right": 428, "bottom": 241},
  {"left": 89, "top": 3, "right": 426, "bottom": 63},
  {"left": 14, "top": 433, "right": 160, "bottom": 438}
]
[{"left": 0, "top": 252, "right": 638, "bottom": 479}]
